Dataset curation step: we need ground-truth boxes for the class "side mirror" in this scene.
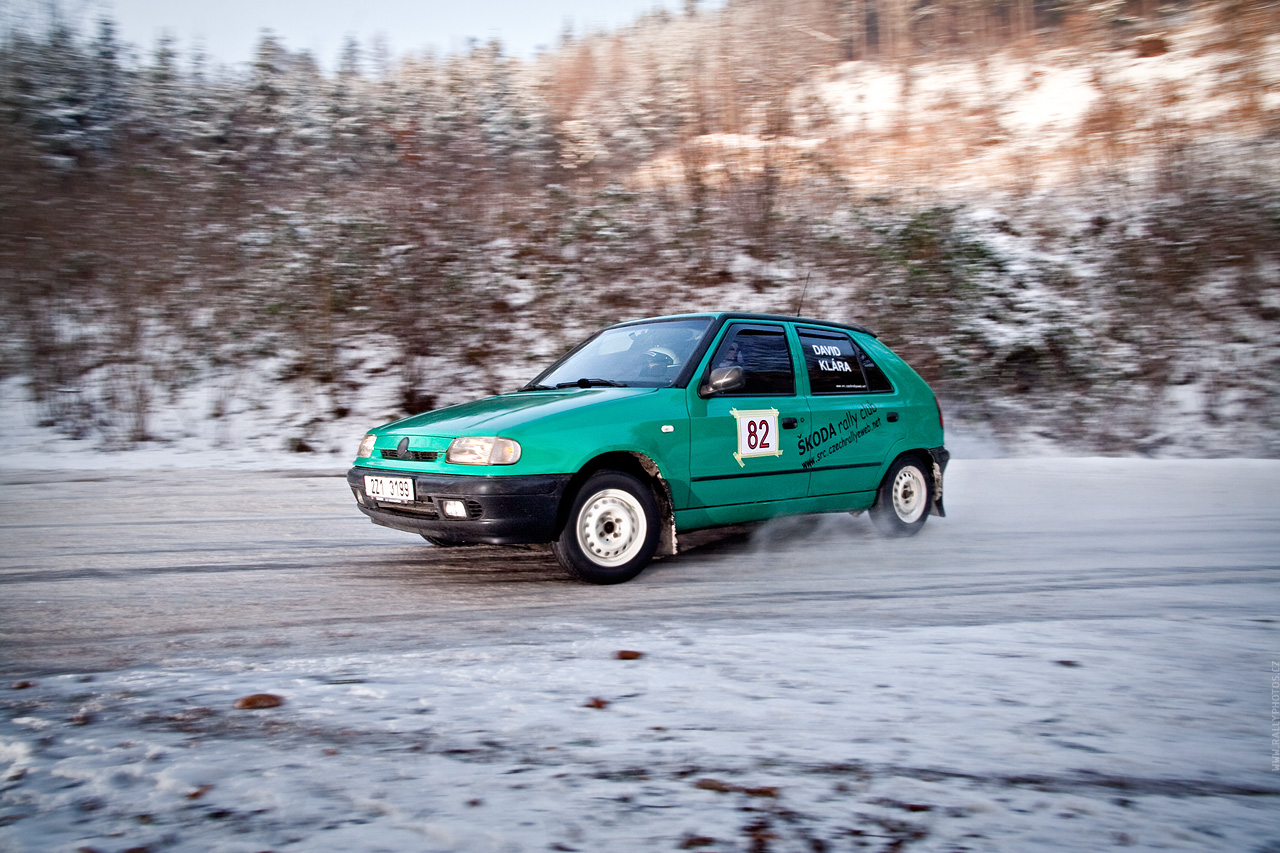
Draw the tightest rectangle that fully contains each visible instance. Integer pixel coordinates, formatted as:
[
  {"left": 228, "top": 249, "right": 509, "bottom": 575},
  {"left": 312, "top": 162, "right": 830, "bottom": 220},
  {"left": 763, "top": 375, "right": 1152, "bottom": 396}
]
[{"left": 699, "top": 366, "right": 746, "bottom": 398}]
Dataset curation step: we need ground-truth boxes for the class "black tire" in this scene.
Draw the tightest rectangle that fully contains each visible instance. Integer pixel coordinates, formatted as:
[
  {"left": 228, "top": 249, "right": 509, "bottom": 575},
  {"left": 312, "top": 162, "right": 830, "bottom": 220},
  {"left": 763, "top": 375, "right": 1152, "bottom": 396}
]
[
  {"left": 869, "top": 455, "right": 933, "bottom": 537},
  {"left": 552, "top": 471, "right": 660, "bottom": 584}
]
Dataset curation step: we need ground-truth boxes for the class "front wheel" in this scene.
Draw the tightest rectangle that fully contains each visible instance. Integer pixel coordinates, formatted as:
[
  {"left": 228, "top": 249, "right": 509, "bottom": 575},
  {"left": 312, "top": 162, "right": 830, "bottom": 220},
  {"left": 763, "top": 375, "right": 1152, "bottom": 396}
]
[
  {"left": 552, "top": 471, "right": 660, "bottom": 584},
  {"left": 869, "top": 456, "right": 933, "bottom": 537}
]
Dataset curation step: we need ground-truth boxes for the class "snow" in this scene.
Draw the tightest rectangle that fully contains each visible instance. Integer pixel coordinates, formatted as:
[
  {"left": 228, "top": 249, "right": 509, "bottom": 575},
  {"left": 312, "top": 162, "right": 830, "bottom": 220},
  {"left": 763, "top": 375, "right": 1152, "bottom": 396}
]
[
  {"left": 0, "top": 351, "right": 401, "bottom": 471},
  {"left": 3, "top": 614, "right": 1276, "bottom": 851},
  {"left": 812, "top": 26, "right": 1280, "bottom": 192},
  {"left": 2, "top": 458, "right": 1278, "bottom": 851}
]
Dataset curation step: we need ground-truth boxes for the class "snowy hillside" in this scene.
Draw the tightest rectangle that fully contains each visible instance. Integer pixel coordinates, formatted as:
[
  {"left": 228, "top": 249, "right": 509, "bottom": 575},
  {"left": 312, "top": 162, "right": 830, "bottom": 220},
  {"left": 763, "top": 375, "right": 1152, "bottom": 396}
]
[{"left": 0, "top": 0, "right": 1278, "bottom": 458}]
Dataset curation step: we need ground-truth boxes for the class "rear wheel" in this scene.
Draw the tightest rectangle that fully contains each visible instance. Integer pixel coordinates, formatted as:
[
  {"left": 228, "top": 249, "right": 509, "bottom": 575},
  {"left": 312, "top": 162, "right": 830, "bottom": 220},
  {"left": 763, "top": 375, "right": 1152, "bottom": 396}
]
[
  {"left": 553, "top": 471, "right": 659, "bottom": 584},
  {"left": 869, "top": 456, "right": 932, "bottom": 537}
]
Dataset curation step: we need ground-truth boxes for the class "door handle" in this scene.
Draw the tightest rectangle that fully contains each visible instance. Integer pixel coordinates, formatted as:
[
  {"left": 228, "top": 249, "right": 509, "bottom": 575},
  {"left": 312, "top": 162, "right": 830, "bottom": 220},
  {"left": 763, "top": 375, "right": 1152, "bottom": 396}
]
[
  {"left": 886, "top": 412, "right": 899, "bottom": 423},
  {"left": 781, "top": 417, "right": 798, "bottom": 429}
]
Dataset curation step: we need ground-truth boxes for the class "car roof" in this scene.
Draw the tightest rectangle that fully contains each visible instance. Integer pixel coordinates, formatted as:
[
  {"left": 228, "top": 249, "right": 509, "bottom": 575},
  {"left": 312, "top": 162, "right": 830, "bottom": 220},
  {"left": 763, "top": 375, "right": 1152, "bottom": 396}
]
[{"left": 613, "top": 312, "right": 877, "bottom": 338}]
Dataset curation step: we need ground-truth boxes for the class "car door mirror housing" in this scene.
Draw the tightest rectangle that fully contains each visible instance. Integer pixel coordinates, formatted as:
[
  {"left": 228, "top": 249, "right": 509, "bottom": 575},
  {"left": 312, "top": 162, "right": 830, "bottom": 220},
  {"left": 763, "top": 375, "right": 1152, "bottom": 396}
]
[{"left": 699, "top": 366, "right": 746, "bottom": 398}]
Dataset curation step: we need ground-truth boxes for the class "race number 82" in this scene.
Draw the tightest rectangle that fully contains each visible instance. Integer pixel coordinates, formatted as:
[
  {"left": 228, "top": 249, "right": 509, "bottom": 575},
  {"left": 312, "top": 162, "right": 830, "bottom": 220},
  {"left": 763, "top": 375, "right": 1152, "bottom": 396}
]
[
  {"left": 741, "top": 416, "right": 773, "bottom": 452},
  {"left": 730, "top": 407, "right": 782, "bottom": 467}
]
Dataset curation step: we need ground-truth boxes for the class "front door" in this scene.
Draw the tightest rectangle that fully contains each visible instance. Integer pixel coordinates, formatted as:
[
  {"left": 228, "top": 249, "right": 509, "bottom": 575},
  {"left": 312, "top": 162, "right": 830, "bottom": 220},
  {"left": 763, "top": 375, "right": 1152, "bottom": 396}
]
[{"left": 687, "top": 322, "right": 809, "bottom": 509}]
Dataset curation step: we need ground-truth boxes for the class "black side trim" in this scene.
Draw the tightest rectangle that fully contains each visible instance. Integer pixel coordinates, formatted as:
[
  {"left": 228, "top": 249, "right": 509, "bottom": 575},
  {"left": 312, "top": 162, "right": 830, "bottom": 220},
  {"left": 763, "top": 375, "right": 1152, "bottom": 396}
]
[
  {"left": 690, "top": 460, "right": 881, "bottom": 484},
  {"left": 804, "top": 462, "right": 881, "bottom": 474},
  {"left": 690, "top": 468, "right": 808, "bottom": 484},
  {"left": 696, "top": 466, "right": 814, "bottom": 479}
]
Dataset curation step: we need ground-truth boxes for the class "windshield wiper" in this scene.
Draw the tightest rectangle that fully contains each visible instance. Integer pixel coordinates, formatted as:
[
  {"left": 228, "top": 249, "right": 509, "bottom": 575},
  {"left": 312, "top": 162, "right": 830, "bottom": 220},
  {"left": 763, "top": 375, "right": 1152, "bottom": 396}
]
[
  {"left": 555, "top": 378, "right": 627, "bottom": 389},
  {"left": 519, "top": 383, "right": 555, "bottom": 391}
]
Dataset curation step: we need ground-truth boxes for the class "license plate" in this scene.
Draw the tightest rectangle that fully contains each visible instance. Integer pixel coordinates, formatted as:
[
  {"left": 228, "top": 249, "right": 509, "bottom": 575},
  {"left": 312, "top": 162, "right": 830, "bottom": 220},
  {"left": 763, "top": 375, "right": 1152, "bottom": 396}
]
[{"left": 364, "top": 475, "right": 414, "bottom": 504}]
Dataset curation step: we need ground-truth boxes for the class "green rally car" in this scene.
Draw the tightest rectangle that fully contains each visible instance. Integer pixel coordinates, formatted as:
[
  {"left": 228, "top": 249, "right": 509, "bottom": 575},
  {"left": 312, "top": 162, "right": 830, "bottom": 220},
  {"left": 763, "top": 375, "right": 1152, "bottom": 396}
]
[{"left": 347, "top": 313, "right": 948, "bottom": 584}]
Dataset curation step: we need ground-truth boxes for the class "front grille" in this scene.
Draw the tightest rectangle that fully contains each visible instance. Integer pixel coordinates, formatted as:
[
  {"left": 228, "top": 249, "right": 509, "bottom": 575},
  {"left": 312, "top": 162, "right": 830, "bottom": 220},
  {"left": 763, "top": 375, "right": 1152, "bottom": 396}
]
[
  {"left": 374, "top": 496, "right": 483, "bottom": 520},
  {"left": 380, "top": 449, "right": 440, "bottom": 462},
  {"left": 377, "top": 496, "right": 439, "bottom": 518}
]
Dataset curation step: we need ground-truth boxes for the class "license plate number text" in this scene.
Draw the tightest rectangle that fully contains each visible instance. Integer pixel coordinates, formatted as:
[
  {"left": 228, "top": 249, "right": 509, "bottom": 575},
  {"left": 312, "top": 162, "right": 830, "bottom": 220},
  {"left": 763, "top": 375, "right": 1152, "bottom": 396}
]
[{"left": 365, "top": 475, "right": 414, "bottom": 503}]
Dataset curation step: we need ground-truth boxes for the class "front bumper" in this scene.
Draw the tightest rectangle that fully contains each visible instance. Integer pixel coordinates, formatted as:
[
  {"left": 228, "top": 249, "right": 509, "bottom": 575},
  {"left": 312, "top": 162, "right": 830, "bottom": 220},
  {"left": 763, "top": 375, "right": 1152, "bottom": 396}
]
[{"left": 347, "top": 467, "right": 572, "bottom": 545}]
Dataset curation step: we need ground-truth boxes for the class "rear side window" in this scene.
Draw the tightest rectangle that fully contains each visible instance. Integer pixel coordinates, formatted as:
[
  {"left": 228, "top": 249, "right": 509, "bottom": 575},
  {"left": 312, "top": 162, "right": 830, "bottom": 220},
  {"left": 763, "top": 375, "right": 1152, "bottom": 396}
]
[
  {"left": 799, "top": 329, "right": 893, "bottom": 394},
  {"left": 708, "top": 325, "right": 795, "bottom": 395},
  {"left": 855, "top": 344, "right": 893, "bottom": 393}
]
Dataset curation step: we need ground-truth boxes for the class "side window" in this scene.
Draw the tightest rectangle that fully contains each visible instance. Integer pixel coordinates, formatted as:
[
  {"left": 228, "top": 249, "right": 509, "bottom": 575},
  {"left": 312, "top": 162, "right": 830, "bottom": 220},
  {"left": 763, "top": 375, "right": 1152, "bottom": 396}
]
[
  {"left": 800, "top": 330, "right": 868, "bottom": 394},
  {"left": 856, "top": 344, "right": 894, "bottom": 393},
  {"left": 799, "top": 329, "right": 893, "bottom": 394},
  {"left": 709, "top": 326, "right": 795, "bottom": 395}
]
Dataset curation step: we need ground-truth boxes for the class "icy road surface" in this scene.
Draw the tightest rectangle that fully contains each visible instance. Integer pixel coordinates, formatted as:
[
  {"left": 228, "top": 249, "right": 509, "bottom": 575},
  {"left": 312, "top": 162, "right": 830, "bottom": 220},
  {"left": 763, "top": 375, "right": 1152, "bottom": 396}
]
[{"left": 1, "top": 458, "right": 1278, "bottom": 852}]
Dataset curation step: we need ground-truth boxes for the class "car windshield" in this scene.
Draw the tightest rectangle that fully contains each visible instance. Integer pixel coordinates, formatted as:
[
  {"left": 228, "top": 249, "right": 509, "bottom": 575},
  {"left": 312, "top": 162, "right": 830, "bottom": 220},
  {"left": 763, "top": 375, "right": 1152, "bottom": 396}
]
[{"left": 528, "top": 318, "right": 714, "bottom": 389}]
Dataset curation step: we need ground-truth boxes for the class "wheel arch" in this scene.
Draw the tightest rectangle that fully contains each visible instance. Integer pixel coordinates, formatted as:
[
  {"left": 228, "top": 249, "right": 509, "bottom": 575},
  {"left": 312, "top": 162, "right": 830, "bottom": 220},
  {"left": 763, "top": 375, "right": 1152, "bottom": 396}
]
[
  {"left": 555, "top": 451, "right": 677, "bottom": 557},
  {"left": 876, "top": 448, "right": 944, "bottom": 518}
]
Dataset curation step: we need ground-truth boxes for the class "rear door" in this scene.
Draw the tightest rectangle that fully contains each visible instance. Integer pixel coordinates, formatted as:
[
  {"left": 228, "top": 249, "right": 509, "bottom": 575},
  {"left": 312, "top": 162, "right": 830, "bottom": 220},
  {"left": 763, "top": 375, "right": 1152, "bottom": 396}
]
[
  {"left": 796, "top": 326, "right": 903, "bottom": 498},
  {"left": 686, "top": 322, "right": 810, "bottom": 509}
]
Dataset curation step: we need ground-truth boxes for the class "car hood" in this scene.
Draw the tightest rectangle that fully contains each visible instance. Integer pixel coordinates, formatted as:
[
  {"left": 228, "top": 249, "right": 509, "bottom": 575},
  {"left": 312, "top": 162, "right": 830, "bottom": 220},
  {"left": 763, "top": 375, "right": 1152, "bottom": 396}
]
[{"left": 378, "top": 387, "right": 660, "bottom": 437}]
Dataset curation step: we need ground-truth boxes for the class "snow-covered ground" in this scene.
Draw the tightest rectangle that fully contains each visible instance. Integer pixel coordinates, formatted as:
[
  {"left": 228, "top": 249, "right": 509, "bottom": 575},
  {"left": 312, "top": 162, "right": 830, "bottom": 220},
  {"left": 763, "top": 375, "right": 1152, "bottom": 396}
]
[
  {"left": 3, "top": 617, "right": 1276, "bottom": 853},
  {"left": 2, "top": 457, "right": 1278, "bottom": 852}
]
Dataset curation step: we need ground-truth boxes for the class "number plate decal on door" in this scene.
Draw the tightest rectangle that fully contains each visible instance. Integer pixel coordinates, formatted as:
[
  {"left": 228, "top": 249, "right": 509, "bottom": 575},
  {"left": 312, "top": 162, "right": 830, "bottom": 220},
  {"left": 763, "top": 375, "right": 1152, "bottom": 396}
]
[{"left": 729, "top": 408, "right": 781, "bottom": 467}]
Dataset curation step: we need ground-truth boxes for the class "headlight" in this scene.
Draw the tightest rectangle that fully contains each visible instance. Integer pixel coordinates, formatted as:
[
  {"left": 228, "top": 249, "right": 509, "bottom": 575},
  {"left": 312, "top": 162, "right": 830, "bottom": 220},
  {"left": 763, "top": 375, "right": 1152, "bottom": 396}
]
[
  {"left": 356, "top": 434, "right": 377, "bottom": 459},
  {"left": 446, "top": 436, "right": 521, "bottom": 465}
]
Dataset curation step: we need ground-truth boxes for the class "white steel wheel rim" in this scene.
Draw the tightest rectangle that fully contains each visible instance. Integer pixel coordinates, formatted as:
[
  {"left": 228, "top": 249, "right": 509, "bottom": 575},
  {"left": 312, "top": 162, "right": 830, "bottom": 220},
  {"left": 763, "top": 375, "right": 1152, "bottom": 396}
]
[
  {"left": 577, "top": 489, "right": 646, "bottom": 568},
  {"left": 891, "top": 466, "right": 928, "bottom": 524}
]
